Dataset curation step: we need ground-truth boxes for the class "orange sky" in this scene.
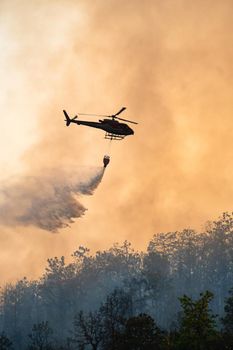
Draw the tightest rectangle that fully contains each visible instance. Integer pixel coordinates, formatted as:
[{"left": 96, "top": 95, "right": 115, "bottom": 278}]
[{"left": 1, "top": 0, "right": 233, "bottom": 283}]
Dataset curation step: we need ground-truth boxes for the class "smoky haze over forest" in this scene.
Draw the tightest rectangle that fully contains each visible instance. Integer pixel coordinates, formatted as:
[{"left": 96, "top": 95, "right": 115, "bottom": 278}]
[
  {"left": 1, "top": 212, "right": 233, "bottom": 349},
  {"left": 0, "top": 0, "right": 233, "bottom": 282}
]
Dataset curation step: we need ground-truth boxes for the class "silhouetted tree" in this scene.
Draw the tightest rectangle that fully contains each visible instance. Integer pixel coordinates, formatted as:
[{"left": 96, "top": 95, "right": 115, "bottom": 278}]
[
  {"left": 71, "top": 310, "right": 104, "bottom": 350},
  {"left": 100, "top": 288, "right": 133, "bottom": 350},
  {"left": 117, "top": 313, "right": 166, "bottom": 350},
  {"left": 221, "top": 288, "right": 233, "bottom": 349},
  {"left": 1, "top": 278, "right": 38, "bottom": 349},
  {"left": 142, "top": 251, "right": 171, "bottom": 325},
  {"left": 0, "top": 333, "right": 12, "bottom": 350},
  {"left": 28, "top": 321, "right": 53, "bottom": 350},
  {"left": 222, "top": 288, "right": 233, "bottom": 333}
]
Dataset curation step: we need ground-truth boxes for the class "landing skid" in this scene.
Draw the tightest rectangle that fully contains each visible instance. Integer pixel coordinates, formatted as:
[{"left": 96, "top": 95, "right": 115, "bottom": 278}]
[{"left": 104, "top": 132, "right": 125, "bottom": 140}]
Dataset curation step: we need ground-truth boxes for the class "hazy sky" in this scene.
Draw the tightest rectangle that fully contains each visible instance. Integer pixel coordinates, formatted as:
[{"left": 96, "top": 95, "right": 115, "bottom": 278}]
[{"left": 1, "top": 0, "right": 233, "bottom": 282}]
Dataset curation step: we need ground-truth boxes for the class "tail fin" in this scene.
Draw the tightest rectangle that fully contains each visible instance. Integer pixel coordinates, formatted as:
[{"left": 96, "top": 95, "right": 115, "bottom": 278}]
[
  {"left": 63, "top": 110, "right": 78, "bottom": 126},
  {"left": 63, "top": 110, "right": 71, "bottom": 126}
]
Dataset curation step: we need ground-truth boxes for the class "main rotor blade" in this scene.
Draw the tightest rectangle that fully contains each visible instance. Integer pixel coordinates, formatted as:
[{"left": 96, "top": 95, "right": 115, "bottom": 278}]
[
  {"left": 78, "top": 113, "right": 108, "bottom": 117},
  {"left": 116, "top": 116, "right": 138, "bottom": 124},
  {"left": 76, "top": 107, "right": 126, "bottom": 118},
  {"left": 114, "top": 107, "right": 126, "bottom": 116}
]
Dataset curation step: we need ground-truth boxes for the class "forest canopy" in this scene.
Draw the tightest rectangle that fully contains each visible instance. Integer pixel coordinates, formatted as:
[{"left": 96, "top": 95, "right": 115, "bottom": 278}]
[{"left": 1, "top": 212, "right": 233, "bottom": 349}]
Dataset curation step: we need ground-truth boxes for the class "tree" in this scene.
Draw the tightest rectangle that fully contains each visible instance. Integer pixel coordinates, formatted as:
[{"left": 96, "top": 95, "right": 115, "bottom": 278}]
[
  {"left": 142, "top": 251, "right": 171, "bottom": 325},
  {"left": 41, "top": 256, "right": 80, "bottom": 341},
  {"left": 28, "top": 321, "right": 53, "bottom": 350},
  {"left": 1, "top": 278, "right": 38, "bottom": 349},
  {"left": 222, "top": 288, "right": 233, "bottom": 333},
  {"left": 176, "top": 291, "right": 218, "bottom": 350},
  {"left": 221, "top": 288, "right": 233, "bottom": 349},
  {"left": 143, "top": 251, "right": 170, "bottom": 296},
  {"left": 117, "top": 313, "right": 166, "bottom": 350},
  {"left": 204, "top": 212, "right": 233, "bottom": 313},
  {"left": 100, "top": 288, "right": 133, "bottom": 350},
  {"left": 71, "top": 310, "right": 104, "bottom": 350},
  {"left": 0, "top": 333, "right": 12, "bottom": 350}
]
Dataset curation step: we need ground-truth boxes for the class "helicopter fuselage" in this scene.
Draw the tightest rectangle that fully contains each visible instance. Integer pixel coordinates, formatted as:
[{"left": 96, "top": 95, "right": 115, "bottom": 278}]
[{"left": 70, "top": 118, "right": 134, "bottom": 136}]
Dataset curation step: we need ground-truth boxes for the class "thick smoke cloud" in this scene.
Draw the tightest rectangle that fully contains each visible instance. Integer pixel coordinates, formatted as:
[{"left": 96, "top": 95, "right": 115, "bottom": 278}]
[
  {"left": 1, "top": 0, "right": 233, "bottom": 281},
  {"left": 0, "top": 168, "right": 104, "bottom": 232}
]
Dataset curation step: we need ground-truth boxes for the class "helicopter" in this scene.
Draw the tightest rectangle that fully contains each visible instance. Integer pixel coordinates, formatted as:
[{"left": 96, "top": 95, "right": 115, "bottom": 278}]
[{"left": 63, "top": 107, "right": 137, "bottom": 140}]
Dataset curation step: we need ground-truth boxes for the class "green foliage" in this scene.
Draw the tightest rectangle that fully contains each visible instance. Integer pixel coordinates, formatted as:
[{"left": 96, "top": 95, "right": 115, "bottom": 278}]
[
  {"left": 176, "top": 291, "right": 218, "bottom": 350},
  {"left": 221, "top": 288, "right": 233, "bottom": 349},
  {"left": 222, "top": 288, "right": 233, "bottom": 333}
]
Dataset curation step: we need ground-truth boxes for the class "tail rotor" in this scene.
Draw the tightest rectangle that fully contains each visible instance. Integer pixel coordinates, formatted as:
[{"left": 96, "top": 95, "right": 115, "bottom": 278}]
[{"left": 63, "top": 110, "right": 78, "bottom": 126}]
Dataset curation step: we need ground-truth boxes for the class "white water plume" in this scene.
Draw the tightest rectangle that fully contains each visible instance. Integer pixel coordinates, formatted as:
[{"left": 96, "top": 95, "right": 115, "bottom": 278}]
[{"left": 0, "top": 167, "right": 105, "bottom": 232}]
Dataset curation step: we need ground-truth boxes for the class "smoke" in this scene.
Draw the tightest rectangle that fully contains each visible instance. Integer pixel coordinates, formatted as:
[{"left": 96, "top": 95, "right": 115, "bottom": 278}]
[
  {"left": 1, "top": 0, "right": 233, "bottom": 282},
  {"left": 0, "top": 167, "right": 104, "bottom": 232}
]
